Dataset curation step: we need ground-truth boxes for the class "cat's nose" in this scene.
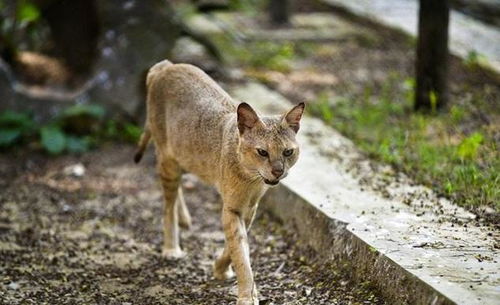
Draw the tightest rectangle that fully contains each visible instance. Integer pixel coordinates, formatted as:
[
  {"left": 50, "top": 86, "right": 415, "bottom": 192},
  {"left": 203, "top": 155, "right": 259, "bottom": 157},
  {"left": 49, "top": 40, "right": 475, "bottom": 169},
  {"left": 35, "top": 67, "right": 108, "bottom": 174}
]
[{"left": 271, "top": 167, "right": 284, "bottom": 178}]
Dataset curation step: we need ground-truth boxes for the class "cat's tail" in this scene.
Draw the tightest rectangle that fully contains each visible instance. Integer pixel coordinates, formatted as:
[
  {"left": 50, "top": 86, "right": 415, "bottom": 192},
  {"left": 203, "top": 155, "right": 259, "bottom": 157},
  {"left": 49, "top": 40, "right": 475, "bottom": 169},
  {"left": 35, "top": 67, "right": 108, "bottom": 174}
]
[
  {"left": 134, "top": 126, "right": 151, "bottom": 163},
  {"left": 135, "top": 60, "right": 174, "bottom": 163}
]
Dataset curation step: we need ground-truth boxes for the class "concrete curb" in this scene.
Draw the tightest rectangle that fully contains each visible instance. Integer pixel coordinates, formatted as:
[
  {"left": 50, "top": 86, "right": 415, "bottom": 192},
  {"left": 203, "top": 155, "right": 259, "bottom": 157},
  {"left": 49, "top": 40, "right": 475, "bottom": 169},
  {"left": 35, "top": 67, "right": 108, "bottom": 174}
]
[
  {"left": 229, "top": 82, "right": 498, "bottom": 305},
  {"left": 261, "top": 185, "right": 454, "bottom": 305}
]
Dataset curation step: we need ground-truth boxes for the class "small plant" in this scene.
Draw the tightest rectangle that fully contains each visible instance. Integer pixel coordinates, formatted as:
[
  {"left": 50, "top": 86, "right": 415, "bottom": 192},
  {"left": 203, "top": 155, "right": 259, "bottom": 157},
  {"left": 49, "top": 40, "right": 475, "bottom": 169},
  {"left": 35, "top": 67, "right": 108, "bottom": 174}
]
[
  {"left": 229, "top": 0, "right": 267, "bottom": 15},
  {"left": 40, "top": 125, "right": 66, "bottom": 154},
  {"left": 245, "top": 41, "right": 295, "bottom": 72},
  {"left": 429, "top": 90, "right": 438, "bottom": 113},
  {"left": 450, "top": 105, "right": 465, "bottom": 123},
  {"left": 0, "top": 104, "right": 141, "bottom": 155},
  {"left": 308, "top": 91, "right": 333, "bottom": 123},
  {"left": 457, "top": 132, "right": 483, "bottom": 160},
  {"left": 212, "top": 34, "right": 296, "bottom": 72},
  {"left": 0, "top": 111, "right": 36, "bottom": 147},
  {"left": 463, "top": 50, "right": 488, "bottom": 69}
]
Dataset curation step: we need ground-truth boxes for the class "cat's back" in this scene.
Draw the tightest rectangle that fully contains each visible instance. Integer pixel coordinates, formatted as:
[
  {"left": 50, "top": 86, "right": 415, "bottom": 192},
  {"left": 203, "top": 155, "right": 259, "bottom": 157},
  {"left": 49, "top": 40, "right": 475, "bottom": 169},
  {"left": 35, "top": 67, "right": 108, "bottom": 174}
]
[
  {"left": 146, "top": 61, "right": 237, "bottom": 182},
  {"left": 147, "top": 61, "right": 235, "bottom": 114}
]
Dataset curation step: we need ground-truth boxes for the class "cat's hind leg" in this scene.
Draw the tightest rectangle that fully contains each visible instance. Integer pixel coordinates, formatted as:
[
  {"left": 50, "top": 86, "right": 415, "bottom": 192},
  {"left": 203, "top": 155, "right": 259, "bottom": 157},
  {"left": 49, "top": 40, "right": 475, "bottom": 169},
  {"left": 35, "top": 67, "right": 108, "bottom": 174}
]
[
  {"left": 177, "top": 187, "right": 192, "bottom": 229},
  {"left": 158, "top": 157, "right": 185, "bottom": 258}
]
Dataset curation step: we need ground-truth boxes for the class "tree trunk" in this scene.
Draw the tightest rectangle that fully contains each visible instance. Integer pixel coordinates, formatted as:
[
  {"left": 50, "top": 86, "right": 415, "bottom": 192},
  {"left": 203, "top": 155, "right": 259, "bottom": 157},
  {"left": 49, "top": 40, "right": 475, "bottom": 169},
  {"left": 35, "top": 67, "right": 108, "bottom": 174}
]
[
  {"left": 415, "top": 0, "right": 450, "bottom": 112},
  {"left": 269, "top": 0, "right": 290, "bottom": 25}
]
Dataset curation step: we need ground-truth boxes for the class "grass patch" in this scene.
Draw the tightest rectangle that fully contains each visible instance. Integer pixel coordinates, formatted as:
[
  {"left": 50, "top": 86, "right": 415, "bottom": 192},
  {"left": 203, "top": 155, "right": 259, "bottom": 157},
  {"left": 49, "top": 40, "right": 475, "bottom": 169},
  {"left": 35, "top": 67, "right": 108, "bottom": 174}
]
[
  {"left": 209, "top": 30, "right": 296, "bottom": 72},
  {"left": 309, "top": 75, "right": 499, "bottom": 212}
]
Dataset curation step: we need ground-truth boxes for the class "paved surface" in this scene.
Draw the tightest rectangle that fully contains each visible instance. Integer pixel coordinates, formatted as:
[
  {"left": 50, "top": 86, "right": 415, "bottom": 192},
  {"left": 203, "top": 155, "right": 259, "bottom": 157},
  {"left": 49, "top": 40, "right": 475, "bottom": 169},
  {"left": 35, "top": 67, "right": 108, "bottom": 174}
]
[{"left": 0, "top": 145, "right": 385, "bottom": 305}]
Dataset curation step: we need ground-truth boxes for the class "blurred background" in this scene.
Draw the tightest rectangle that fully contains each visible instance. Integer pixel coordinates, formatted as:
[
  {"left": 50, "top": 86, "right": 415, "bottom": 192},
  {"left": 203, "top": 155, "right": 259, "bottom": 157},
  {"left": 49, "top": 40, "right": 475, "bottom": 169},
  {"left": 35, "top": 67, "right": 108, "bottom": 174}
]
[
  {"left": 0, "top": 1, "right": 499, "bottom": 304},
  {"left": 0, "top": 0, "right": 498, "bottom": 218}
]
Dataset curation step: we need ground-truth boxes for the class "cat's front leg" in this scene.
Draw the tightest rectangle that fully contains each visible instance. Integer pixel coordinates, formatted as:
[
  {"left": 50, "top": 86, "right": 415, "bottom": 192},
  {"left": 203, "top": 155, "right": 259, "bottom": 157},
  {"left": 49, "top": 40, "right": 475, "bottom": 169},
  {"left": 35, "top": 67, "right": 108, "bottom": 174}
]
[
  {"left": 158, "top": 158, "right": 185, "bottom": 258},
  {"left": 221, "top": 208, "right": 259, "bottom": 305}
]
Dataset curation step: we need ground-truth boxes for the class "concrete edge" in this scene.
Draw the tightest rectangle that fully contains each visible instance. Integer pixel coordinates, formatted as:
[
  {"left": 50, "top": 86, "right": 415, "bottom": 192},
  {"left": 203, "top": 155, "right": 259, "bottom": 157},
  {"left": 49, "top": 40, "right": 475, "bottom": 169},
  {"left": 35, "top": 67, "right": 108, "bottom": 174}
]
[{"left": 261, "top": 185, "right": 455, "bottom": 305}]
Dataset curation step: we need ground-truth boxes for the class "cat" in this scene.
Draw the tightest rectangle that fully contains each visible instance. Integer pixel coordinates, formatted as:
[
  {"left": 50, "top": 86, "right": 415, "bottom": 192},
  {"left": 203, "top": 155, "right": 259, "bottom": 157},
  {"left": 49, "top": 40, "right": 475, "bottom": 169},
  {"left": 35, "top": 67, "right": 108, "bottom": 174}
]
[{"left": 135, "top": 60, "right": 304, "bottom": 305}]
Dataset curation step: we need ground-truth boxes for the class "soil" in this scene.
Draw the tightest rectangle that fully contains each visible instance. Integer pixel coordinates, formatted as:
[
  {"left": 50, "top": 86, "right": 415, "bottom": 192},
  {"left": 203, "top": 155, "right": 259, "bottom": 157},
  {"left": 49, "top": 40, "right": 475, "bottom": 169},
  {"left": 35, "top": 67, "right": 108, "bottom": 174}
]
[{"left": 0, "top": 144, "right": 385, "bottom": 305}]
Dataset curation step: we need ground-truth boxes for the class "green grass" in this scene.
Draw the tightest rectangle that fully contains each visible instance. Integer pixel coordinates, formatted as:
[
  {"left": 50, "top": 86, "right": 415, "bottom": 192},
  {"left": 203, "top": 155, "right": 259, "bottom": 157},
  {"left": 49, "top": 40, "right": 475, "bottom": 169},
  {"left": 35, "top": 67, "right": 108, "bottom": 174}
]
[
  {"left": 309, "top": 76, "right": 499, "bottom": 212},
  {"left": 210, "top": 32, "right": 296, "bottom": 72}
]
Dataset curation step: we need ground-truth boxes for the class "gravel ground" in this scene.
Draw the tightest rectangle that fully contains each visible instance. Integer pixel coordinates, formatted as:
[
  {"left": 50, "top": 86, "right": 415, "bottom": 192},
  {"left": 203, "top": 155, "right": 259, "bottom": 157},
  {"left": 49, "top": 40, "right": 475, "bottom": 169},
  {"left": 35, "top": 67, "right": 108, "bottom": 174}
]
[{"left": 0, "top": 144, "right": 385, "bottom": 305}]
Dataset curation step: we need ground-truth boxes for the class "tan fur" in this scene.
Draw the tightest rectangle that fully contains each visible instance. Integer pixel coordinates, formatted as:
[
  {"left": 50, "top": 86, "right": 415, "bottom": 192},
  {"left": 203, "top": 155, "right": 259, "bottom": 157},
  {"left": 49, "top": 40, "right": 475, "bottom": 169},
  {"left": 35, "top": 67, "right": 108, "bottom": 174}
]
[{"left": 135, "top": 60, "right": 304, "bottom": 305}]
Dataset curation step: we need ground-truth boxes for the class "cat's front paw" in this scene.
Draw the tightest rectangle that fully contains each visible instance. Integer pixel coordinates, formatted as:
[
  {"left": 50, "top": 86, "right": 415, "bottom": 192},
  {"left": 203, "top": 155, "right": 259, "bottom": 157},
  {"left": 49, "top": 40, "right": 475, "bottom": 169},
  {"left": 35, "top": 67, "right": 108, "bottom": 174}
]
[
  {"left": 236, "top": 297, "right": 259, "bottom": 305},
  {"left": 161, "top": 247, "right": 186, "bottom": 259}
]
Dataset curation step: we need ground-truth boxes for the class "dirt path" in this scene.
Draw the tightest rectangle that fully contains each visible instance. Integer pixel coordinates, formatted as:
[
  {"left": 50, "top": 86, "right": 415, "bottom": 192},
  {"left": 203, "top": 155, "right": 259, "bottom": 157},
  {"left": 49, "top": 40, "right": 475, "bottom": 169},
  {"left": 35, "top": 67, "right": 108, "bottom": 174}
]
[{"left": 0, "top": 144, "right": 384, "bottom": 305}]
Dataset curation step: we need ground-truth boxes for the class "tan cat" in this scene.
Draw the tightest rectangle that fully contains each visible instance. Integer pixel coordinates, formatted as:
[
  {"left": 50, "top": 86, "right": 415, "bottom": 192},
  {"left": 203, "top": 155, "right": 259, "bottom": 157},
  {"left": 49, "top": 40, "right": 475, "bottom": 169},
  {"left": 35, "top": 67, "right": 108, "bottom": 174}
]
[{"left": 135, "top": 60, "right": 304, "bottom": 305}]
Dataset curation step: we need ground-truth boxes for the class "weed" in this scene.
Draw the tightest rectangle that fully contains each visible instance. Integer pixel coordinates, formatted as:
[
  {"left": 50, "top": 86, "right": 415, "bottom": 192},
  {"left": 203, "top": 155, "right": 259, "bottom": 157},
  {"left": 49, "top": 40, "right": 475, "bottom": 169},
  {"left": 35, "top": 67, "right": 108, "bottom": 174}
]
[
  {"left": 308, "top": 91, "right": 333, "bottom": 123},
  {"left": 211, "top": 34, "right": 295, "bottom": 71},
  {"left": 228, "top": 0, "right": 267, "bottom": 15},
  {"left": 463, "top": 50, "right": 489, "bottom": 69},
  {"left": 457, "top": 132, "right": 483, "bottom": 160}
]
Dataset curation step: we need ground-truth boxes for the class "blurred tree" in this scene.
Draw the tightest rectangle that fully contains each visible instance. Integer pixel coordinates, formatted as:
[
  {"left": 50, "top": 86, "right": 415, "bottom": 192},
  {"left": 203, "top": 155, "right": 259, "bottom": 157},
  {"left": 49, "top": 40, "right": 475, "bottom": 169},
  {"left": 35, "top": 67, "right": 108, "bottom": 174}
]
[
  {"left": 269, "top": 0, "right": 290, "bottom": 25},
  {"left": 35, "top": 0, "right": 99, "bottom": 75},
  {"left": 415, "top": 0, "right": 450, "bottom": 112},
  {"left": 194, "top": 0, "right": 230, "bottom": 12}
]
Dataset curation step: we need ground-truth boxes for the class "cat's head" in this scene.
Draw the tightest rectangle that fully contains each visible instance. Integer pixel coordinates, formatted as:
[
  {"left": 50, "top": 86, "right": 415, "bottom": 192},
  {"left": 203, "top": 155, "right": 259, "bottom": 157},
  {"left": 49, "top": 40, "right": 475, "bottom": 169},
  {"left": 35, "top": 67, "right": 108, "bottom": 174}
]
[{"left": 237, "top": 102, "right": 305, "bottom": 186}]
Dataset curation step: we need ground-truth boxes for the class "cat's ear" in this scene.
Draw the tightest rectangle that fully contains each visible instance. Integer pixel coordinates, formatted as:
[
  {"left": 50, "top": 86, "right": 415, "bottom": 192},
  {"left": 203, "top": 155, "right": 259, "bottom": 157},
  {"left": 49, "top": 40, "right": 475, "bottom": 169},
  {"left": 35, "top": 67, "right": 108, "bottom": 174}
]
[
  {"left": 237, "top": 102, "right": 261, "bottom": 134},
  {"left": 283, "top": 102, "right": 305, "bottom": 133}
]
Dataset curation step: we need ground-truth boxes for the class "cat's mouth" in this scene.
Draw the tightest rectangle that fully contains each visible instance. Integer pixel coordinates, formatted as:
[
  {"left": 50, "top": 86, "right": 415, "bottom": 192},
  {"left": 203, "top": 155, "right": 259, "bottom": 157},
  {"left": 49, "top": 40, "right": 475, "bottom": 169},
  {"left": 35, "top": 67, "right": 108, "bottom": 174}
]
[{"left": 263, "top": 179, "right": 279, "bottom": 186}]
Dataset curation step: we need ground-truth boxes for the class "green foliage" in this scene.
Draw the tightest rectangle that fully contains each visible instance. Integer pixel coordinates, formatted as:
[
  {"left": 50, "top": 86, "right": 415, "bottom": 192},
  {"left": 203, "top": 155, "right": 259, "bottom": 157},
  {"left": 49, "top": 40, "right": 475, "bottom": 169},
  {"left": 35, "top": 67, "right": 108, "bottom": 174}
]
[
  {"left": 429, "top": 90, "right": 438, "bottom": 113},
  {"left": 0, "top": 129, "right": 22, "bottom": 147},
  {"left": 403, "top": 77, "right": 415, "bottom": 103},
  {"left": 0, "top": 111, "right": 36, "bottom": 147},
  {"left": 1, "top": 0, "right": 48, "bottom": 59},
  {"left": 0, "top": 110, "right": 35, "bottom": 130},
  {"left": 40, "top": 126, "right": 66, "bottom": 154},
  {"left": 309, "top": 92, "right": 333, "bottom": 123},
  {"left": 263, "top": 43, "right": 294, "bottom": 70},
  {"left": 62, "top": 104, "right": 105, "bottom": 120},
  {"left": 314, "top": 74, "right": 499, "bottom": 211},
  {"left": 450, "top": 105, "right": 465, "bottom": 123},
  {"left": 0, "top": 104, "right": 142, "bottom": 155},
  {"left": 66, "top": 136, "right": 91, "bottom": 153},
  {"left": 17, "top": 0, "right": 40, "bottom": 23},
  {"left": 242, "top": 41, "right": 295, "bottom": 72},
  {"left": 463, "top": 50, "right": 488, "bottom": 69},
  {"left": 457, "top": 132, "right": 483, "bottom": 160},
  {"left": 122, "top": 123, "right": 142, "bottom": 143},
  {"left": 212, "top": 34, "right": 295, "bottom": 71},
  {"left": 228, "top": 0, "right": 267, "bottom": 14}
]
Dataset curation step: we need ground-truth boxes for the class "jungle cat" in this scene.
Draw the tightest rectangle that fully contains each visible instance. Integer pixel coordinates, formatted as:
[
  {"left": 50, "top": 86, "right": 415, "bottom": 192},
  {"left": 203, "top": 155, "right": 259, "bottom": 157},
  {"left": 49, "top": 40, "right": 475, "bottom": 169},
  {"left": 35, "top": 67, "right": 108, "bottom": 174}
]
[{"left": 134, "top": 60, "right": 305, "bottom": 305}]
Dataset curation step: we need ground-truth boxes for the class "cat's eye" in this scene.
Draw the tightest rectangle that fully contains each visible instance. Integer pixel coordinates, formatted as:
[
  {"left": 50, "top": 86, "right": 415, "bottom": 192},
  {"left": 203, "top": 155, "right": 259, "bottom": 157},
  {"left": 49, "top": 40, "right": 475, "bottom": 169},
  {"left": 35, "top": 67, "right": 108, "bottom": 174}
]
[
  {"left": 257, "top": 149, "right": 269, "bottom": 157},
  {"left": 283, "top": 149, "right": 294, "bottom": 157}
]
